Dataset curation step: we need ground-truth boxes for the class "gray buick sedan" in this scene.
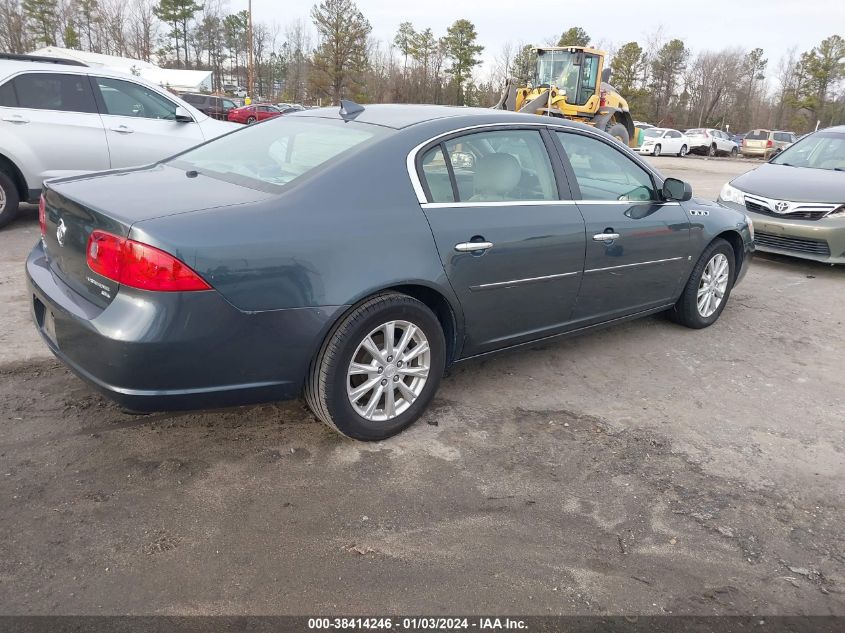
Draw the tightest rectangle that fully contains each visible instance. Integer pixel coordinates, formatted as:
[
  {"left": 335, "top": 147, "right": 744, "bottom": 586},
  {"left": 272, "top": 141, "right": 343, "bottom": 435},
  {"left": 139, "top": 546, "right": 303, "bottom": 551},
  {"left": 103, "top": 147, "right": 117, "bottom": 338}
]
[{"left": 27, "top": 103, "right": 753, "bottom": 440}]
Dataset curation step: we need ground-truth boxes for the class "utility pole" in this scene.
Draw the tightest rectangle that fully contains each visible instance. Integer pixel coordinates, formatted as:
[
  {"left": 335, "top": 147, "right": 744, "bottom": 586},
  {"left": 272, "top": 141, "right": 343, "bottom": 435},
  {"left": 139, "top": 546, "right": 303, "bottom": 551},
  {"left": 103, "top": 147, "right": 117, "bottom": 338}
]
[{"left": 247, "top": 0, "right": 255, "bottom": 99}]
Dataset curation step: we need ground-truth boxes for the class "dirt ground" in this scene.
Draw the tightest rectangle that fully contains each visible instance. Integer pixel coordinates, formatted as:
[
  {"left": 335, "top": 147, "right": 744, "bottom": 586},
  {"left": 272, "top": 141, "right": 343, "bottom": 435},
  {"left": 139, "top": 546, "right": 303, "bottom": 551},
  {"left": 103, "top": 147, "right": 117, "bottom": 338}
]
[{"left": 0, "top": 156, "right": 843, "bottom": 615}]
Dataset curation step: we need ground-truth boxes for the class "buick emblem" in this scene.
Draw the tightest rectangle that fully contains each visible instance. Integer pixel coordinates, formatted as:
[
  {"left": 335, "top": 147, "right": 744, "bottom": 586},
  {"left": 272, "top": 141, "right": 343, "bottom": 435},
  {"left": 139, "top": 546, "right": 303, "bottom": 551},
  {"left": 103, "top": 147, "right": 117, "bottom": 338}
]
[
  {"left": 773, "top": 201, "right": 790, "bottom": 213},
  {"left": 56, "top": 218, "right": 67, "bottom": 247}
]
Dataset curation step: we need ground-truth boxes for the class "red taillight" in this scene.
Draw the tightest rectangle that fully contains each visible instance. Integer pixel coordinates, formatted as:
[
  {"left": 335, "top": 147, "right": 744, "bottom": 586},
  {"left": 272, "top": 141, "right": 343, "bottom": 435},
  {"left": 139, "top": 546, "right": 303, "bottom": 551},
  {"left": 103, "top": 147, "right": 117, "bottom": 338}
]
[
  {"left": 742, "top": 139, "right": 746, "bottom": 146},
  {"left": 38, "top": 195, "right": 47, "bottom": 237},
  {"left": 86, "top": 230, "right": 211, "bottom": 292},
  {"left": 766, "top": 139, "right": 774, "bottom": 148}
]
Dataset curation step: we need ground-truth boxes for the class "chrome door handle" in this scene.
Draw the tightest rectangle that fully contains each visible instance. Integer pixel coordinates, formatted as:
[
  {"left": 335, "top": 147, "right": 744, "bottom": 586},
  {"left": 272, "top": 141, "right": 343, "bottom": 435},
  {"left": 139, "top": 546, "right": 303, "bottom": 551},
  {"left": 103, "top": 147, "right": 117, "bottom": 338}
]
[
  {"left": 2, "top": 115, "right": 29, "bottom": 123},
  {"left": 110, "top": 125, "right": 134, "bottom": 134},
  {"left": 593, "top": 233, "right": 620, "bottom": 242},
  {"left": 455, "top": 241, "right": 493, "bottom": 252}
]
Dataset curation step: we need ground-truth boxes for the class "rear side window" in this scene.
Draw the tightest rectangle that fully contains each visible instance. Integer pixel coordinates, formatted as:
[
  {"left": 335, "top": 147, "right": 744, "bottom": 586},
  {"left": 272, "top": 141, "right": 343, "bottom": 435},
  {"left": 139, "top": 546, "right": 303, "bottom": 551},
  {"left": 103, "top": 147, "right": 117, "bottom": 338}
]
[
  {"left": 0, "top": 80, "right": 17, "bottom": 106},
  {"left": 557, "top": 131, "right": 656, "bottom": 202},
  {"left": 420, "top": 145, "right": 455, "bottom": 203},
  {"left": 774, "top": 132, "right": 791, "bottom": 142},
  {"left": 171, "top": 117, "right": 383, "bottom": 191},
  {"left": 12, "top": 73, "right": 96, "bottom": 113}
]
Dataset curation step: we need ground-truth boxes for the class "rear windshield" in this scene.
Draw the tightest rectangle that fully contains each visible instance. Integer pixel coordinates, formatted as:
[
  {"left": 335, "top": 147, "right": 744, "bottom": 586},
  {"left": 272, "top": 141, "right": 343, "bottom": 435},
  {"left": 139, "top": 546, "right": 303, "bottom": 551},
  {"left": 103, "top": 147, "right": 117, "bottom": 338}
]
[
  {"left": 745, "top": 130, "right": 770, "bottom": 140},
  {"left": 170, "top": 116, "right": 385, "bottom": 191},
  {"left": 770, "top": 132, "right": 845, "bottom": 171}
]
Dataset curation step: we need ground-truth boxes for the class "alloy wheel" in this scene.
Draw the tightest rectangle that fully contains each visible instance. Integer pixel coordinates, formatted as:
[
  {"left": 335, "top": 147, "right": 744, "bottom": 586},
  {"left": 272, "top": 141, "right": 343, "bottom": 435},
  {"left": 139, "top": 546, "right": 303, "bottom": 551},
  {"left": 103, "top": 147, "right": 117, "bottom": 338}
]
[
  {"left": 697, "top": 253, "right": 730, "bottom": 318},
  {"left": 347, "top": 320, "right": 430, "bottom": 422},
  {"left": 0, "top": 186, "right": 5, "bottom": 212}
]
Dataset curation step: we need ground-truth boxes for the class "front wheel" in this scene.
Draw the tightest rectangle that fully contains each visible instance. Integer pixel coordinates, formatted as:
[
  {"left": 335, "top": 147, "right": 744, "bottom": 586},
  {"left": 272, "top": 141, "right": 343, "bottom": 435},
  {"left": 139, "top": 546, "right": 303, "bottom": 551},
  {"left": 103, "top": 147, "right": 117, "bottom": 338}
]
[
  {"left": 708, "top": 144, "right": 717, "bottom": 157},
  {"left": 730, "top": 147, "right": 738, "bottom": 158},
  {"left": 653, "top": 144, "right": 662, "bottom": 157},
  {"left": 678, "top": 145, "right": 688, "bottom": 157},
  {"left": 605, "top": 122, "right": 630, "bottom": 146},
  {"left": 669, "top": 239, "right": 735, "bottom": 329},
  {"left": 0, "top": 170, "right": 21, "bottom": 230},
  {"left": 304, "top": 293, "right": 446, "bottom": 440}
]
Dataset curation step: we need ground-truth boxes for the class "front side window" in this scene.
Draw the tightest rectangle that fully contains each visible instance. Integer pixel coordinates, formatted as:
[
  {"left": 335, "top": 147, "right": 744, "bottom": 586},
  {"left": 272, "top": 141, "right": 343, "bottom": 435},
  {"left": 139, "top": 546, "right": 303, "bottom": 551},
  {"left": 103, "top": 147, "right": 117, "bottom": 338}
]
[
  {"left": 434, "top": 129, "right": 557, "bottom": 203},
  {"left": 95, "top": 77, "right": 178, "bottom": 120},
  {"left": 171, "top": 117, "right": 384, "bottom": 190},
  {"left": 556, "top": 131, "right": 656, "bottom": 201},
  {"left": 12, "top": 73, "right": 96, "bottom": 113}
]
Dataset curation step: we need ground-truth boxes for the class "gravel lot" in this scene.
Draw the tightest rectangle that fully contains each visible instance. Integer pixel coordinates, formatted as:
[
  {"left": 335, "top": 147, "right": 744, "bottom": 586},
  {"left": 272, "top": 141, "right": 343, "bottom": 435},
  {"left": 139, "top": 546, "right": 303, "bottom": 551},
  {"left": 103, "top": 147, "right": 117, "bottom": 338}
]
[{"left": 1, "top": 156, "right": 843, "bottom": 615}]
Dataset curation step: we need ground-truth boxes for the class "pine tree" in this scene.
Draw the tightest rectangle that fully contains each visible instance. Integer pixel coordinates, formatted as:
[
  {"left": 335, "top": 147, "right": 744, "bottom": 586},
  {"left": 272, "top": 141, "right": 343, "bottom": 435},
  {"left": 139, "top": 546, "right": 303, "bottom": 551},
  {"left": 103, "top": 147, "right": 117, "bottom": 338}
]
[
  {"left": 557, "top": 27, "right": 590, "bottom": 47},
  {"left": 310, "top": 0, "right": 371, "bottom": 103},
  {"left": 443, "top": 19, "right": 483, "bottom": 106},
  {"left": 23, "top": 0, "right": 59, "bottom": 46}
]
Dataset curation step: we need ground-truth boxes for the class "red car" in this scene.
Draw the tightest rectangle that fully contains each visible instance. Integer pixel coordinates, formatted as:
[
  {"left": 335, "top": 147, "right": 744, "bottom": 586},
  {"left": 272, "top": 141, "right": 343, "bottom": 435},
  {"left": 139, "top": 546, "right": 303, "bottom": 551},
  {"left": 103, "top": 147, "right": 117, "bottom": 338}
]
[{"left": 227, "top": 104, "right": 282, "bottom": 124}]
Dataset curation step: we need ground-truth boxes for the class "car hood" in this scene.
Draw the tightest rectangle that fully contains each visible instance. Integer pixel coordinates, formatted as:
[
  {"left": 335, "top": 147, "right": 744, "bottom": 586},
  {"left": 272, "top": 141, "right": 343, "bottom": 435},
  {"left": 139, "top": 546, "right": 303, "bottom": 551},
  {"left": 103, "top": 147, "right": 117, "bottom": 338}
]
[
  {"left": 47, "top": 163, "right": 274, "bottom": 226},
  {"left": 732, "top": 163, "right": 845, "bottom": 203}
]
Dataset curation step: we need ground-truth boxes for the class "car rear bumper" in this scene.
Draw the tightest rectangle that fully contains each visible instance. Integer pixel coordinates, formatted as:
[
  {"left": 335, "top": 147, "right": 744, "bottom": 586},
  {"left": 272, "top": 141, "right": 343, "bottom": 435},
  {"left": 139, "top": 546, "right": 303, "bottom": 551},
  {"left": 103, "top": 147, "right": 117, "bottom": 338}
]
[
  {"left": 740, "top": 147, "right": 769, "bottom": 157},
  {"left": 26, "top": 241, "right": 344, "bottom": 411},
  {"left": 719, "top": 200, "right": 845, "bottom": 264}
]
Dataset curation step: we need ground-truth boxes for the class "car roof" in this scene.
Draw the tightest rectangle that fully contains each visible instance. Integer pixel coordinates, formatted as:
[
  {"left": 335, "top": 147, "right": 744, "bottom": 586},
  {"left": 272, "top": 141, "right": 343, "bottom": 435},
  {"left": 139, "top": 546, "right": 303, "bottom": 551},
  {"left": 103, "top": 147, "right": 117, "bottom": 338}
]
[{"left": 293, "top": 103, "right": 594, "bottom": 130}]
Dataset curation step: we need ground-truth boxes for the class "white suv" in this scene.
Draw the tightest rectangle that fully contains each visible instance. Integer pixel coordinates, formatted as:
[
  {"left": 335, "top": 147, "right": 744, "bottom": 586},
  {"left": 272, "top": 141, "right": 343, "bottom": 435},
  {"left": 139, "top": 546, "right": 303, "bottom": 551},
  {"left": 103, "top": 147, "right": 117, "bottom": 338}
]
[
  {"left": 684, "top": 128, "right": 739, "bottom": 157},
  {"left": 0, "top": 55, "right": 238, "bottom": 228}
]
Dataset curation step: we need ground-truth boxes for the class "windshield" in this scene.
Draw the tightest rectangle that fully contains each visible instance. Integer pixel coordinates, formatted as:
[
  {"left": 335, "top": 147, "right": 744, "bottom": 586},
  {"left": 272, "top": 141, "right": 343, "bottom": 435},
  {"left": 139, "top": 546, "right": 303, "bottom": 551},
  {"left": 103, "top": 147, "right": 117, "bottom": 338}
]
[
  {"left": 535, "top": 50, "right": 599, "bottom": 106},
  {"left": 170, "top": 117, "right": 385, "bottom": 190},
  {"left": 643, "top": 129, "right": 664, "bottom": 138},
  {"left": 770, "top": 132, "right": 845, "bottom": 171}
]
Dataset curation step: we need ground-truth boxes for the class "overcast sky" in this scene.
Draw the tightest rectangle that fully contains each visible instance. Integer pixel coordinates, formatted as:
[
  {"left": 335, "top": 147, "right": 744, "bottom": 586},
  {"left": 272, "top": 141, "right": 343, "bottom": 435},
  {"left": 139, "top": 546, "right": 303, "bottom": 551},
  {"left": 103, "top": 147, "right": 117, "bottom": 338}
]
[{"left": 239, "top": 0, "right": 844, "bottom": 81}]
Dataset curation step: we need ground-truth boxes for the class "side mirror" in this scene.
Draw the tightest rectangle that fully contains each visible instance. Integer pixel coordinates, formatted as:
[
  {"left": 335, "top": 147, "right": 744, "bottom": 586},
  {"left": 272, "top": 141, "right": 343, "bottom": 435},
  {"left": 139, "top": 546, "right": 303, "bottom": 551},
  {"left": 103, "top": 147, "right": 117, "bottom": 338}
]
[
  {"left": 662, "top": 177, "right": 692, "bottom": 202},
  {"left": 174, "top": 106, "right": 194, "bottom": 123}
]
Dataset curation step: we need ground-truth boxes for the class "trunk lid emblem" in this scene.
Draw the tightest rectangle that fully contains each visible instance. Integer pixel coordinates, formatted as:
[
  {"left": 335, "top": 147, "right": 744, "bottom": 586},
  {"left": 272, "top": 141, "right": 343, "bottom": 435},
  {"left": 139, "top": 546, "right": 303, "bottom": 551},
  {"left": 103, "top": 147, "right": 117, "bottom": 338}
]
[{"left": 56, "top": 218, "right": 67, "bottom": 247}]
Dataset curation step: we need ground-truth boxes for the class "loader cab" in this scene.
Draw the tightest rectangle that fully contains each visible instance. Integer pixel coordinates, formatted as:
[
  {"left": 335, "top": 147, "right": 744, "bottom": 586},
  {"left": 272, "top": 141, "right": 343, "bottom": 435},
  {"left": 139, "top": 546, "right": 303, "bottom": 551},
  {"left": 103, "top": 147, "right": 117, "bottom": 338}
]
[{"left": 535, "top": 47, "right": 601, "bottom": 107}]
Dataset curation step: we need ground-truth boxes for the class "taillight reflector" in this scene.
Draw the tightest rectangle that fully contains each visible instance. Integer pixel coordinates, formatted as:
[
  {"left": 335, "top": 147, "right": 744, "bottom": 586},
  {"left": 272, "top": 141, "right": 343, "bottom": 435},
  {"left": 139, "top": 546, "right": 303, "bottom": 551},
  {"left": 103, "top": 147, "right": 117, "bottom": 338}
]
[
  {"left": 38, "top": 195, "right": 47, "bottom": 237},
  {"left": 86, "top": 230, "right": 211, "bottom": 292},
  {"left": 767, "top": 139, "right": 774, "bottom": 147}
]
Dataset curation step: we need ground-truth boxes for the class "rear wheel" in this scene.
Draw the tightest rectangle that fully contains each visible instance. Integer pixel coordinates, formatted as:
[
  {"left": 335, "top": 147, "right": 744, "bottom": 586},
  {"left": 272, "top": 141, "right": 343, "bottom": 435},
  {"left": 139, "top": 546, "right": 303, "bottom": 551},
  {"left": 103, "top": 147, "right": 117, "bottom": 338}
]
[
  {"left": 304, "top": 292, "right": 446, "bottom": 441},
  {"left": 0, "top": 170, "right": 21, "bottom": 230},
  {"left": 669, "top": 239, "right": 735, "bottom": 329},
  {"left": 605, "top": 122, "right": 630, "bottom": 146},
  {"left": 678, "top": 145, "right": 688, "bottom": 157},
  {"left": 653, "top": 144, "right": 662, "bottom": 157},
  {"left": 246, "top": 116, "right": 256, "bottom": 124}
]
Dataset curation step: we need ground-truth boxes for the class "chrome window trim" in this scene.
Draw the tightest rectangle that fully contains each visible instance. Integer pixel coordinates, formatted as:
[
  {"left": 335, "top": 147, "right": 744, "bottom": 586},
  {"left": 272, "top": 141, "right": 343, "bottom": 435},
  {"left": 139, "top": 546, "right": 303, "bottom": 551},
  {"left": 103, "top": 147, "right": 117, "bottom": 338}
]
[
  {"left": 421, "top": 200, "right": 679, "bottom": 209},
  {"left": 470, "top": 271, "right": 579, "bottom": 291},
  {"left": 406, "top": 121, "right": 616, "bottom": 205},
  {"left": 585, "top": 256, "right": 685, "bottom": 274}
]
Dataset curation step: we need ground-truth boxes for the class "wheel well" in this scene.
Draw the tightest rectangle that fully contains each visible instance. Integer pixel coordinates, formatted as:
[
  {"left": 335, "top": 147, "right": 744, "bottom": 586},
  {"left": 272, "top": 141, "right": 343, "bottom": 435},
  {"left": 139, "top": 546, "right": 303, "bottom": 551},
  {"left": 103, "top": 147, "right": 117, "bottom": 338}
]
[
  {"left": 389, "top": 284, "right": 459, "bottom": 365},
  {"left": 0, "top": 153, "right": 28, "bottom": 200},
  {"left": 716, "top": 230, "right": 744, "bottom": 274}
]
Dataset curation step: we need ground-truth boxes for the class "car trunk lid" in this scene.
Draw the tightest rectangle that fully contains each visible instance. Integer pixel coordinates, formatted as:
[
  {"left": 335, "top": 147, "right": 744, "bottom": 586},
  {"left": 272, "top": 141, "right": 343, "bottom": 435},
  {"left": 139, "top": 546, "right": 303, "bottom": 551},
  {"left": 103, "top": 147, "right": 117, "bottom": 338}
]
[{"left": 41, "top": 164, "right": 275, "bottom": 309}]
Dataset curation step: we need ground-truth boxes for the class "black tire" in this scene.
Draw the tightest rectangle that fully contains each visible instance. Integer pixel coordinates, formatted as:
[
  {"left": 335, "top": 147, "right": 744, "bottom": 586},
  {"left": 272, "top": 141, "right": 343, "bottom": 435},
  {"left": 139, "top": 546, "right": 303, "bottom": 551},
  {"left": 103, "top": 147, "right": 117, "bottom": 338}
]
[
  {"left": 605, "top": 122, "right": 630, "bottom": 146},
  {"left": 707, "top": 144, "right": 717, "bottom": 157},
  {"left": 730, "top": 147, "right": 738, "bottom": 158},
  {"left": 246, "top": 116, "right": 256, "bottom": 124},
  {"left": 304, "top": 292, "right": 446, "bottom": 441},
  {"left": 653, "top": 144, "right": 662, "bottom": 157},
  {"left": 0, "top": 170, "right": 21, "bottom": 230},
  {"left": 669, "top": 239, "right": 736, "bottom": 329},
  {"left": 678, "top": 145, "right": 688, "bottom": 157}
]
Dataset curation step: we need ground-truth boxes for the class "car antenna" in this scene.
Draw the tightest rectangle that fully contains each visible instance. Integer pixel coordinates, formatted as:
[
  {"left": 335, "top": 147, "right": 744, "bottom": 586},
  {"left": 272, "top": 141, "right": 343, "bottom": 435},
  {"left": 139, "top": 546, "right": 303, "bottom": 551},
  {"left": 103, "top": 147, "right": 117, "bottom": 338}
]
[{"left": 339, "top": 99, "right": 365, "bottom": 120}]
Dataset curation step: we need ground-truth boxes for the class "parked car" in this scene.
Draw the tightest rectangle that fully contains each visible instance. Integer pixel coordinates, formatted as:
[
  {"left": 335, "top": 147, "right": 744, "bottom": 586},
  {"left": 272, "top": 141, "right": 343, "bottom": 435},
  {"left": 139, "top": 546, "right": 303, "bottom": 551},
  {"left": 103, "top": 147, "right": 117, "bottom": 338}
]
[
  {"left": 222, "top": 84, "right": 247, "bottom": 98},
  {"left": 0, "top": 54, "right": 237, "bottom": 228},
  {"left": 685, "top": 128, "right": 739, "bottom": 157},
  {"left": 227, "top": 103, "right": 282, "bottom": 124},
  {"left": 179, "top": 93, "right": 238, "bottom": 120},
  {"left": 637, "top": 127, "right": 689, "bottom": 157},
  {"left": 741, "top": 129, "right": 796, "bottom": 158},
  {"left": 719, "top": 126, "right": 845, "bottom": 264},
  {"left": 27, "top": 104, "right": 753, "bottom": 440},
  {"left": 731, "top": 133, "right": 746, "bottom": 145}
]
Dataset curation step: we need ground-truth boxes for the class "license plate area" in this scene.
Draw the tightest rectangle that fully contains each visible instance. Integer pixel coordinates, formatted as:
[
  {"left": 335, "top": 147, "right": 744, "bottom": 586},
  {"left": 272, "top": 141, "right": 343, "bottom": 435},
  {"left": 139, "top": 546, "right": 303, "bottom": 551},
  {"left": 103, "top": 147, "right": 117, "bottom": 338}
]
[{"left": 34, "top": 296, "right": 58, "bottom": 346}]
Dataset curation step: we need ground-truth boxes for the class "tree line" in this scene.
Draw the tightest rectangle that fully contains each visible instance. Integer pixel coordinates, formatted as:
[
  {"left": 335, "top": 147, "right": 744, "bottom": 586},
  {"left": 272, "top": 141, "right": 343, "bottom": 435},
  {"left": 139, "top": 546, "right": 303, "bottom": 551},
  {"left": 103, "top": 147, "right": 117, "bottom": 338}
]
[{"left": 1, "top": 0, "right": 843, "bottom": 132}]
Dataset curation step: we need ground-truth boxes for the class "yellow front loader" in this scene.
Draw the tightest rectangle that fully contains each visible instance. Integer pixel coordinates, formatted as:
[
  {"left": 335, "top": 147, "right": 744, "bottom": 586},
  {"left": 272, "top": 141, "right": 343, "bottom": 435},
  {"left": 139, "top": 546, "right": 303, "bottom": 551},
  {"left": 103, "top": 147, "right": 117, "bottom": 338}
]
[{"left": 494, "top": 46, "right": 635, "bottom": 146}]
